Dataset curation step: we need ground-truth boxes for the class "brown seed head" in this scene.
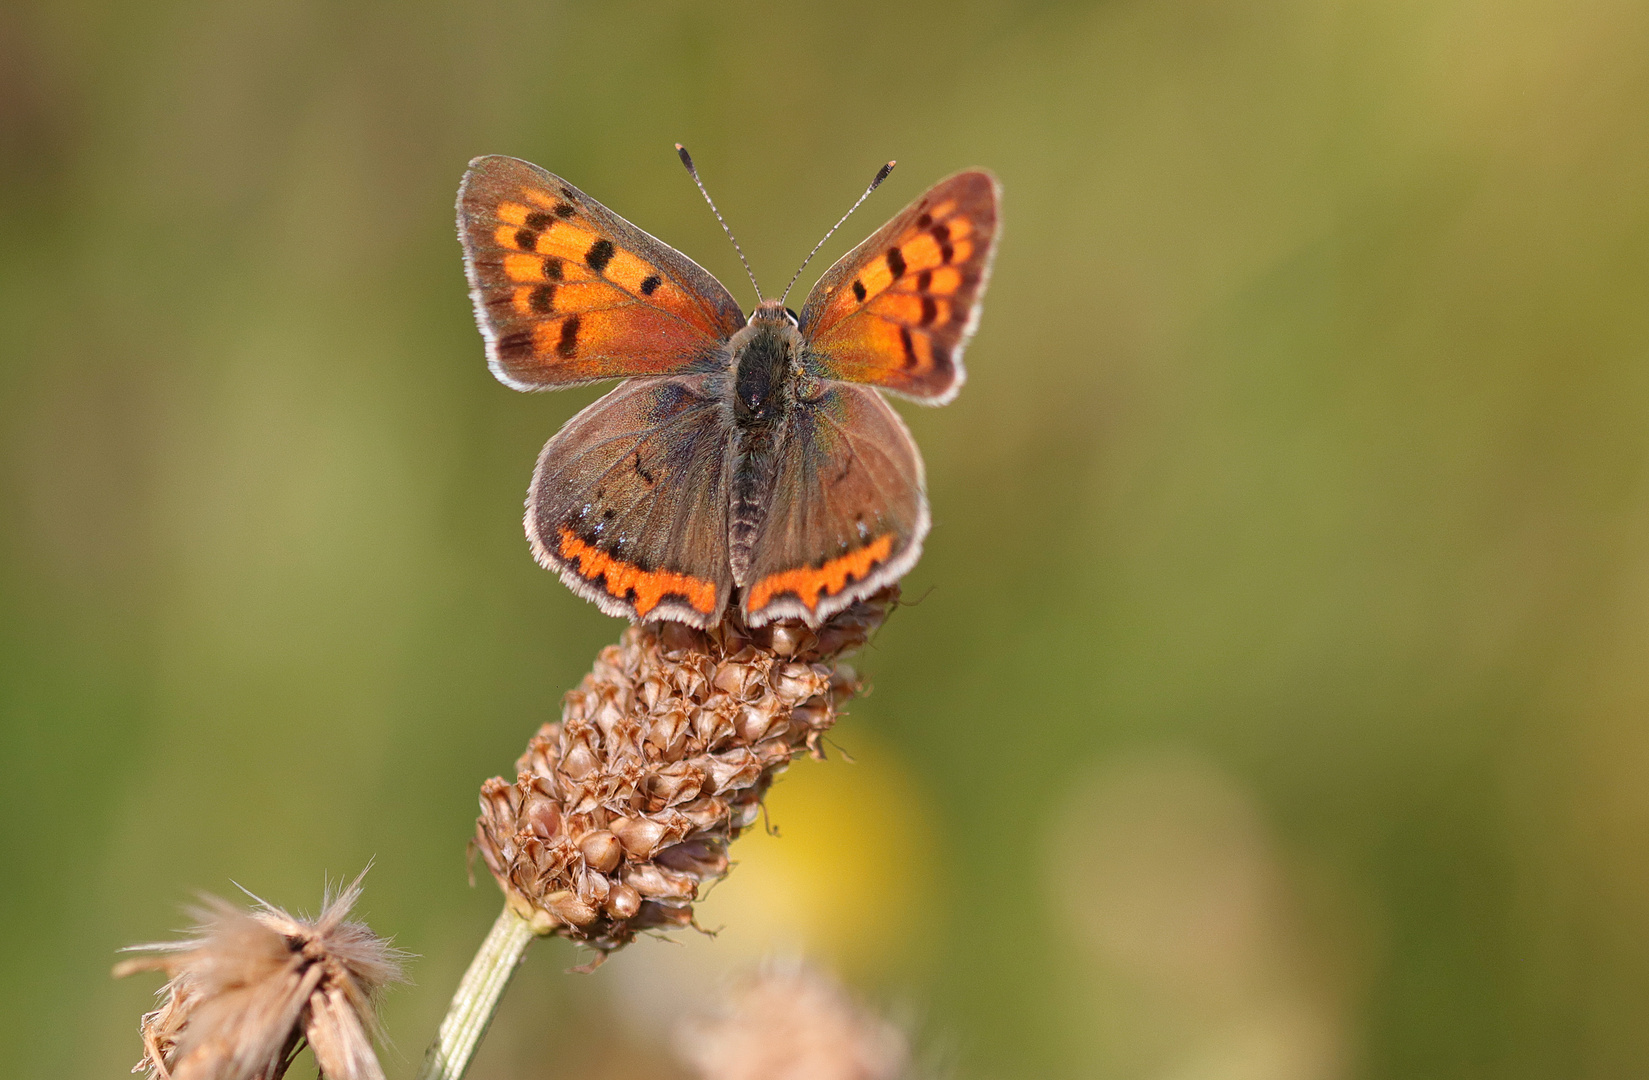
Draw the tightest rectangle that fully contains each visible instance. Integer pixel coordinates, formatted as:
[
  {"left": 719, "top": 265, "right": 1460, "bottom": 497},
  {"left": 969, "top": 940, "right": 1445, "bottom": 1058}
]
[
  {"left": 114, "top": 872, "right": 406, "bottom": 1080},
  {"left": 474, "top": 589, "right": 895, "bottom": 954}
]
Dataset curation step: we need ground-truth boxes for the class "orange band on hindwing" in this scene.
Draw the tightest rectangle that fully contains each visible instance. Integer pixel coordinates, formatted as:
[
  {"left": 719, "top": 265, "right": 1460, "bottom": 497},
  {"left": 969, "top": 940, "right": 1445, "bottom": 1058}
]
[
  {"left": 557, "top": 528, "right": 718, "bottom": 617},
  {"left": 746, "top": 534, "right": 895, "bottom": 614}
]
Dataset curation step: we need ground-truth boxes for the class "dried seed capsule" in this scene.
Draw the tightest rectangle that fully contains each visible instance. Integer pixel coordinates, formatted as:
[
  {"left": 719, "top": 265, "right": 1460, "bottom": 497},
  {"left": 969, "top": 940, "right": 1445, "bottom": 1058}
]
[
  {"left": 579, "top": 830, "right": 622, "bottom": 873},
  {"left": 561, "top": 742, "right": 597, "bottom": 779},
  {"left": 658, "top": 621, "right": 708, "bottom": 659},
  {"left": 791, "top": 696, "right": 831, "bottom": 730},
  {"left": 612, "top": 816, "right": 668, "bottom": 859},
  {"left": 623, "top": 862, "right": 697, "bottom": 901},
  {"left": 525, "top": 796, "right": 562, "bottom": 839},
  {"left": 656, "top": 839, "right": 729, "bottom": 879},
  {"left": 646, "top": 706, "right": 691, "bottom": 760},
  {"left": 545, "top": 890, "right": 599, "bottom": 927},
  {"left": 604, "top": 882, "right": 642, "bottom": 919},
  {"left": 577, "top": 869, "right": 611, "bottom": 905},
  {"left": 736, "top": 704, "right": 777, "bottom": 742},
  {"left": 765, "top": 623, "right": 814, "bottom": 657},
  {"left": 706, "top": 750, "right": 761, "bottom": 794},
  {"left": 771, "top": 662, "right": 822, "bottom": 702}
]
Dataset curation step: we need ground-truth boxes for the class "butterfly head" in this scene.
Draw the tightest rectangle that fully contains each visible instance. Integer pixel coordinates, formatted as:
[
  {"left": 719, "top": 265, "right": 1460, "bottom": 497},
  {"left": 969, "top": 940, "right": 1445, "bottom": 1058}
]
[{"left": 747, "top": 297, "right": 800, "bottom": 328}]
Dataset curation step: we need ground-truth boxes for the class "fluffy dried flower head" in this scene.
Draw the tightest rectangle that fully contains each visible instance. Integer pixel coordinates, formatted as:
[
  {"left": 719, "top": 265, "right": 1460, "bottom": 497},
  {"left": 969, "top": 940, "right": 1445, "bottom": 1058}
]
[
  {"left": 676, "top": 961, "right": 910, "bottom": 1080},
  {"left": 475, "top": 589, "right": 895, "bottom": 955},
  {"left": 115, "top": 872, "right": 406, "bottom": 1080}
]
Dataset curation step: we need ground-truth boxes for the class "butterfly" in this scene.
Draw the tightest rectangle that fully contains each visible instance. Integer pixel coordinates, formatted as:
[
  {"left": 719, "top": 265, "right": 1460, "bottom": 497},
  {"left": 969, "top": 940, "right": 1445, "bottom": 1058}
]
[{"left": 456, "top": 151, "right": 999, "bottom": 628}]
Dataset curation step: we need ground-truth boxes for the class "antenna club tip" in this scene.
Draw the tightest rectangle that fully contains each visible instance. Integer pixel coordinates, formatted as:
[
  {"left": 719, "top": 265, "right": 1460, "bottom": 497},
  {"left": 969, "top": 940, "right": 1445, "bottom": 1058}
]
[
  {"left": 872, "top": 161, "right": 895, "bottom": 187},
  {"left": 675, "top": 144, "right": 694, "bottom": 169}
]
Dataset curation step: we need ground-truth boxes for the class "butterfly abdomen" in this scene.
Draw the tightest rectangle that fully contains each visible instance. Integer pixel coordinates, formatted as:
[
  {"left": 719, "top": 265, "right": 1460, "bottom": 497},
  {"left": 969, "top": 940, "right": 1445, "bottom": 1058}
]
[
  {"left": 726, "top": 309, "right": 804, "bottom": 584},
  {"left": 728, "top": 444, "right": 775, "bottom": 587}
]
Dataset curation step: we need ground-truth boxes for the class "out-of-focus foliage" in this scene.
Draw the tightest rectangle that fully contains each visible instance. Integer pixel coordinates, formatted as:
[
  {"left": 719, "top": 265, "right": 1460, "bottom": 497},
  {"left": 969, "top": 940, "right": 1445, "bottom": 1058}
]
[{"left": 4, "top": 1, "right": 1649, "bottom": 1077}]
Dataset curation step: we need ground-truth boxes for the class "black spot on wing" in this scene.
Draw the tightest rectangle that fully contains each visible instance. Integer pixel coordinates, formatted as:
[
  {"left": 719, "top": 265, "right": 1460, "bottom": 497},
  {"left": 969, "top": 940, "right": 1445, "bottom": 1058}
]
[
  {"left": 899, "top": 327, "right": 917, "bottom": 368},
  {"left": 514, "top": 228, "right": 536, "bottom": 251},
  {"left": 557, "top": 315, "right": 581, "bottom": 359},
  {"left": 932, "top": 223, "right": 953, "bottom": 263},
  {"left": 919, "top": 296, "right": 937, "bottom": 326},
  {"left": 640, "top": 274, "right": 661, "bottom": 296},
  {"left": 524, "top": 211, "right": 554, "bottom": 230},
  {"left": 543, "top": 257, "right": 564, "bottom": 280},
  {"left": 852, "top": 279, "right": 867, "bottom": 302},
  {"left": 885, "top": 246, "right": 906, "bottom": 279},
  {"left": 917, "top": 269, "right": 932, "bottom": 292},
  {"left": 530, "top": 284, "right": 556, "bottom": 313},
  {"left": 586, "top": 239, "right": 615, "bottom": 273},
  {"left": 554, "top": 202, "right": 577, "bottom": 218}
]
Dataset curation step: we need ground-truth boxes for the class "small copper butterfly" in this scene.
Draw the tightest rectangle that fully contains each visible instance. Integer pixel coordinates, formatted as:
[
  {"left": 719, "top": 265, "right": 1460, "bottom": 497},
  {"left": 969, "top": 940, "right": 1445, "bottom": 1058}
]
[{"left": 457, "top": 149, "right": 1000, "bottom": 627}]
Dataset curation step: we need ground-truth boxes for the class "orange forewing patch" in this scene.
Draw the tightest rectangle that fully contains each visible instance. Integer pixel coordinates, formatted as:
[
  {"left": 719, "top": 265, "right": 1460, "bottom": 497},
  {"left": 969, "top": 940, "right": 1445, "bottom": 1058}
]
[
  {"left": 809, "top": 200, "right": 978, "bottom": 325},
  {"left": 495, "top": 201, "right": 533, "bottom": 226},
  {"left": 745, "top": 534, "right": 895, "bottom": 614},
  {"left": 488, "top": 217, "right": 700, "bottom": 323},
  {"left": 558, "top": 528, "right": 718, "bottom": 617},
  {"left": 799, "top": 170, "right": 998, "bottom": 402},
  {"left": 540, "top": 308, "right": 713, "bottom": 359}
]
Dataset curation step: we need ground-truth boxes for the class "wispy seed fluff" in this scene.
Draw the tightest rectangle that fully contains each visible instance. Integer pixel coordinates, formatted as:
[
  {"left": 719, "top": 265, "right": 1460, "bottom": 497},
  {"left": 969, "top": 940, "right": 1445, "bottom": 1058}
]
[
  {"left": 114, "top": 873, "right": 405, "bottom": 1080},
  {"left": 475, "top": 588, "right": 895, "bottom": 954},
  {"left": 677, "top": 961, "right": 910, "bottom": 1080}
]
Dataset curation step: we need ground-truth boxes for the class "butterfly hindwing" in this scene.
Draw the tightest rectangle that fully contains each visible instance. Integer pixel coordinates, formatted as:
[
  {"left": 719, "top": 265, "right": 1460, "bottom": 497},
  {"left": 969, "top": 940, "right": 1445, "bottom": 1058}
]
[
  {"left": 459, "top": 156, "right": 747, "bottom": 390},
  {"left": 527, "top": 375, "right": 736, "bottom": 627},
  {"left": 740, "top": 382, "right": 928, "bottom": 626},
  {"left": 797, "top": 170, "right": 1000, "bottom": 404}
]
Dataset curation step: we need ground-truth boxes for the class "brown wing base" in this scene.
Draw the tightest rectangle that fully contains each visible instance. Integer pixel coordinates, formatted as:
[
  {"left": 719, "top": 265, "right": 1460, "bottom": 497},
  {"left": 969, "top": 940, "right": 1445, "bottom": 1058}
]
[{"left": 527, "top": 376, "right": 736, "bottom": 627}]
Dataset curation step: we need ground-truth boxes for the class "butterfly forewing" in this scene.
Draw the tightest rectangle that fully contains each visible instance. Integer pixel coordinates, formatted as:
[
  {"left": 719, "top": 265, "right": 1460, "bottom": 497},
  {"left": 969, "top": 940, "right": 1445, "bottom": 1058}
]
[
  {"left": 797, "top": 170, "right": 999, "bottom": 404},
  {"left": 741, "top": 383, "right": 928, "bottom": 626},
  {"left": 459, "top": 156, "right": 746, "bottom": 390},
  {"left": 528, "top": 375, "right": 736, "bottom": 627}
]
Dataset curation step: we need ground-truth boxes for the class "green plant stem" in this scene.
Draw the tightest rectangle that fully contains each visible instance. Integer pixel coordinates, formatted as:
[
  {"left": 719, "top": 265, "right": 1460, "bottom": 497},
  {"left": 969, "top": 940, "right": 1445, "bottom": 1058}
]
[{"left": 415, "top": 905, "right": 537, "bottom": 1080}]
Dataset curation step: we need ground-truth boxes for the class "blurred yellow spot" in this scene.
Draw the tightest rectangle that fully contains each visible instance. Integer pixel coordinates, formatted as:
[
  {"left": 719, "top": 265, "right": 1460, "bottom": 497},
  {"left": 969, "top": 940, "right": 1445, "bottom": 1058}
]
[{"left": 694, "top": 727, "right": 939, "bottom": 977}]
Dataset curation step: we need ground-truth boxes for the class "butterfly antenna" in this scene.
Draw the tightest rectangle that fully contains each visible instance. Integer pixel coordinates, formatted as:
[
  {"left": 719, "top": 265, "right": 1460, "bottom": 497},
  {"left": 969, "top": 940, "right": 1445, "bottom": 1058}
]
[
  {"left": 676, "top": 144, "right": 763, "bottom": 302},
  {"left": 779, "top": 160, "right": 896, "bottom": 306}
]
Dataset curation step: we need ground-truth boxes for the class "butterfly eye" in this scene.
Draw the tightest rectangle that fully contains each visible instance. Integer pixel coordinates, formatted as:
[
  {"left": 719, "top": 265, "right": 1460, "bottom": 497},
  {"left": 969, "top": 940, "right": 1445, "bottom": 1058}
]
[{"left": 783, "top": 307, "right": 801, "bottom": 326}]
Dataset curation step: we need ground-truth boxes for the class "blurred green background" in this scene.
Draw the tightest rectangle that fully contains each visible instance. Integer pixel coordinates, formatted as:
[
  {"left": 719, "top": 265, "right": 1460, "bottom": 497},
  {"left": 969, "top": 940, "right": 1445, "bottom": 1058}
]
[{"left": 5, "top": 0, "right": 1649, "bottom": 1076}]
